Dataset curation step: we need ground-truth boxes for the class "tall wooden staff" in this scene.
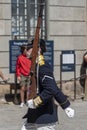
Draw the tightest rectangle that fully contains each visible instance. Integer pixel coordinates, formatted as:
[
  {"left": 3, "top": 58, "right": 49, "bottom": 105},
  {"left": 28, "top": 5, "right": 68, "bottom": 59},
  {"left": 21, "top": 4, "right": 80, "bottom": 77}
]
[{"left": 29, "top": 1, "right": 44, "bottom": 99}]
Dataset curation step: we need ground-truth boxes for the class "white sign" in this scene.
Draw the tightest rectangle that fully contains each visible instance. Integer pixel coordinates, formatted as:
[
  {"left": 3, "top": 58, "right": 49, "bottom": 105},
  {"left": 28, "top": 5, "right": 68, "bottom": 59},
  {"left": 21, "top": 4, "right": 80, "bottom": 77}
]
[{"left": 62, "top": 54, "right": 74, "bottom": 64}]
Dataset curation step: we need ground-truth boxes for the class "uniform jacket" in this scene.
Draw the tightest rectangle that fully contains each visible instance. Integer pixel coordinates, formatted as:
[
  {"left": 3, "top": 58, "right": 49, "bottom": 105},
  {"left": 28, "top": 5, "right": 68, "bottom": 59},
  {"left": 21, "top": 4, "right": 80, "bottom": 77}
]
[{"left": 23, "top": 57, "right": 70, "bottom": 124}]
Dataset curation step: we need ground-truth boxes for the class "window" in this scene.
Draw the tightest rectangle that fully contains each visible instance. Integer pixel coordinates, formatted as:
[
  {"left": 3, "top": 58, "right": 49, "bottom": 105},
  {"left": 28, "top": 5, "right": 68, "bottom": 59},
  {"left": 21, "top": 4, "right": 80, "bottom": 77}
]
[{"left": 11, "top": 0, "right": 46, "bottom": 40}]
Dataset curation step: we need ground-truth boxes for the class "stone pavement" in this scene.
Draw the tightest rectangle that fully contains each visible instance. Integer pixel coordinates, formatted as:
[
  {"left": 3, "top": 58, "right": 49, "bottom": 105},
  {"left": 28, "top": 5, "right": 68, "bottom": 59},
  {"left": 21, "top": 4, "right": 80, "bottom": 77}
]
[
  {"left": 57, "top": 100, "right": 87, "bottom": 130},
  {"left": 0, "top": 100, "right": 87, "bottom": 130}
]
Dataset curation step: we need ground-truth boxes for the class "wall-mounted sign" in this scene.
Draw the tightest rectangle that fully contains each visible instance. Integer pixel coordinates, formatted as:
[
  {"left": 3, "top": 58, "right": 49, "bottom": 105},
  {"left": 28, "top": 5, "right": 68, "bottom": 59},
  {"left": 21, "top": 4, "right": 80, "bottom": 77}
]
[
  {"left": 44, "top": 40, "right": 54, "bottom": 70},
  {"left": 9, "top": 40, "right": 54, "bottom": 73},
  {"left": 61, "top": 50, "right": 75, "bottom": 72},
  {"left": 9, "top": 40, "right": 28, "bottom": 73}
]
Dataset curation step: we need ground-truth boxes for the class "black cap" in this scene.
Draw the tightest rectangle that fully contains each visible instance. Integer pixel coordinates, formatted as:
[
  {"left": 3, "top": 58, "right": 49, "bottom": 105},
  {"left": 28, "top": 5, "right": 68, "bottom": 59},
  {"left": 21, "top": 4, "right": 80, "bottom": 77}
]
[
  {"left": 30, "top": 39, "right": 46, "bottom": 54},
  {"left": 27, "top": 43, "right": 33, "bottom": 50},
  {"left": 39, "top": 39, "right": 46, "bottom": 53}
]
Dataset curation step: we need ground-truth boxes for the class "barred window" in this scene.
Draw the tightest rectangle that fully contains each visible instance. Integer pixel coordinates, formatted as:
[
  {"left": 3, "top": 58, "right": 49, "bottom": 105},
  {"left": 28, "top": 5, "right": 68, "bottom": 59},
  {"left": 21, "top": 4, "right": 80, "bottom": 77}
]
[{"left": 11, "top": 0, "right": 46, "bottom": 40}]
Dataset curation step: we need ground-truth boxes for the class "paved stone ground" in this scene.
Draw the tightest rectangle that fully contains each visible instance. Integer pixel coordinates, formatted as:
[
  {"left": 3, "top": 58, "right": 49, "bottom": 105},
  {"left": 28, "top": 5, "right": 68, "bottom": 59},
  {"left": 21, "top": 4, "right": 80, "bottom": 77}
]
[
  {"left": 0, "top": 103, "right": 27, "bottom": 130},
  {"left": 0, "top": 100, "right": 87, "bottom": 130},
  {"left": 57, "top": 100, "right": 87, "bottom": 130}
]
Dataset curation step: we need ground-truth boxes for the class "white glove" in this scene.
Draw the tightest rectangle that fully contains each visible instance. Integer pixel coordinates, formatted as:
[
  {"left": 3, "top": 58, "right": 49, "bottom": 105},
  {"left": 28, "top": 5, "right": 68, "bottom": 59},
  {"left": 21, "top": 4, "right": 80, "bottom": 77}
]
[
  {"left": 65, "top": 107, "right": 74, "bottom": 118},
  {"left": 27, "top": 99, "right": 36, "bottom": 109},
  {"left": 21, "top": 125, "right": 27, "bottom": 130}
]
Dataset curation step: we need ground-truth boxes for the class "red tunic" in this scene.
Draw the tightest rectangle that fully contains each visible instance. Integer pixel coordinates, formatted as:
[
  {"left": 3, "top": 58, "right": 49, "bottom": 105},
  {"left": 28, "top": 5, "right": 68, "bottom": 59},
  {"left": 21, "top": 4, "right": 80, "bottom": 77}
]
[{"left": 16, "top": 54, "right": 31, "bottom": 77}]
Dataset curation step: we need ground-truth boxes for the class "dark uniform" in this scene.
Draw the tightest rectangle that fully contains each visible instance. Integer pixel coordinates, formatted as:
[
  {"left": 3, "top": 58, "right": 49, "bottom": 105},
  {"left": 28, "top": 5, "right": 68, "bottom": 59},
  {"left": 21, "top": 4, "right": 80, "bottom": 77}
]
[
  {"left": 21, "top": 39, "right": 73, "bottom": 130},
  {"left": 23, "top": 55, "right": 70, "bottom": 125}
]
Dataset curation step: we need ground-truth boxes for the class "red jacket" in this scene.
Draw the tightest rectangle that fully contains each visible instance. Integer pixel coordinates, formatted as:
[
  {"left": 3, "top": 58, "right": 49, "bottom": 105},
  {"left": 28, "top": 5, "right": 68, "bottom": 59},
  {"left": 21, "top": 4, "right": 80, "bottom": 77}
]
[{"left": 16, "top": 54, "right": 31, "bottom": 77}]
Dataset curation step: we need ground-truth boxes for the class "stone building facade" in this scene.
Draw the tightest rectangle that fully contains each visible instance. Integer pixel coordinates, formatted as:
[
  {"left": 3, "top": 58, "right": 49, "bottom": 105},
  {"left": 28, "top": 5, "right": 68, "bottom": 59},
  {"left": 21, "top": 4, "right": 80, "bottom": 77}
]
[{"left": 0, "top": 0, "right": 86, "bottom": 83}]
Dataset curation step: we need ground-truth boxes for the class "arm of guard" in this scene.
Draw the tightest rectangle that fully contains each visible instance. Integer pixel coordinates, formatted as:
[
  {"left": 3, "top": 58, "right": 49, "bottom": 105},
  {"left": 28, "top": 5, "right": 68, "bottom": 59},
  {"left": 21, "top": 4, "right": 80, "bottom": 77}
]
[
  {"left": 38, "top": 62, "right": 70, "bottom": 108},
  {"left": 39, "top": 77, "right": 70, "bottom": 109}
]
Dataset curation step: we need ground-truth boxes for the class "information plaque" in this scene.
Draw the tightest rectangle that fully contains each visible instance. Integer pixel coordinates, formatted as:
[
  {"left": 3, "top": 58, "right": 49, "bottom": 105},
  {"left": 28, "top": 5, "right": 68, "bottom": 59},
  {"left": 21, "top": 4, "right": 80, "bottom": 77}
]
[
  {"left": 9, "top": 40, "right": 54, "bottom": 73},
  {"left": 61, "top": 50, "right": 75, "bottom": 72}
]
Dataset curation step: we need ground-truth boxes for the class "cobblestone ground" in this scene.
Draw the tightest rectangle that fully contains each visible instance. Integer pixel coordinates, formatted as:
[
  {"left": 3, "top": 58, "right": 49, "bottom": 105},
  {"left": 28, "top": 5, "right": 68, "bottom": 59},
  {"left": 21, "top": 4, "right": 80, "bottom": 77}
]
[
  {"left": 0, "top": 100, "right": 87, "bottom": 130},
  {"left": 0, "top": 102, "right": 27, "bottom": 130}
]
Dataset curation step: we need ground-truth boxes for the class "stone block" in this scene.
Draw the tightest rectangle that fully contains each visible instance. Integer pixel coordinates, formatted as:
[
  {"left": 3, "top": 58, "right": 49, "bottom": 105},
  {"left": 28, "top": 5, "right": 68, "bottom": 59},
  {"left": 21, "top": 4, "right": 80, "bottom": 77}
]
[
  {"left": 49, "top": 0, "right": 86, "bottom": 7},
  {"left": 49, "top": 7, "right": 85, "bottom": 21},
  {"left": 49, "top": 22, "right": 86, "bottom": 35}
]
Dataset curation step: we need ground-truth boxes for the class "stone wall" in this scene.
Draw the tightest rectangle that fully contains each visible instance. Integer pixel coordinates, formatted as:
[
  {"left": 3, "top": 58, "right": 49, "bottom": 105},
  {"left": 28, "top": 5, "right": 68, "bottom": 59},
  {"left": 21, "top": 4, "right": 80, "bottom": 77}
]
[
  {"left": 47, "top": 0, "right": 87, "bottom": 81},
  {"left": 0, "top": 0, "right": 14, "bottom": 82},
  {"left": 0, "top": 0, "right": 86, "bottom": 86}
]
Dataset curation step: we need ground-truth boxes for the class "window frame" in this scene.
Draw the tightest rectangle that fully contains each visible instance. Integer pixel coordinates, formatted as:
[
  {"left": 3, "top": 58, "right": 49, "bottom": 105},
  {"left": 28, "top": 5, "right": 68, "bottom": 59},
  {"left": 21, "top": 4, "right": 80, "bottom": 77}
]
[{"left": 11, "top": 0, "right": 46, "bottom": 40}]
